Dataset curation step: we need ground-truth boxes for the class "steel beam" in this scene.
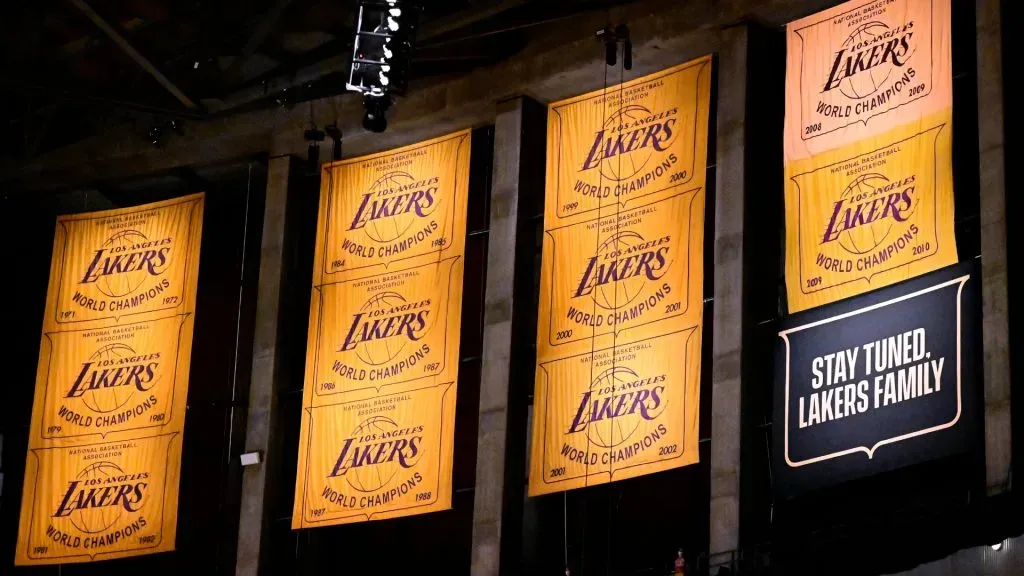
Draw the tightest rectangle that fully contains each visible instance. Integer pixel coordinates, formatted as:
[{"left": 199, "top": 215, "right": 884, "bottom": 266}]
[
  {"left": 222, "top": 0, "right": 297, "bottom": 85},
  {"left": 67, "top": 0, "right": 199, "bottom": 110}
]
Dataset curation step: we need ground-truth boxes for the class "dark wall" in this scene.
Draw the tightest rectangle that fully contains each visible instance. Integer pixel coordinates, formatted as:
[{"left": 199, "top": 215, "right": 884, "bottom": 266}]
[
  {"left": 0, "top": 162, "right": 265, "bottom": 574},
  {"left": 1002, "top": 0, "right": 1021, "bottom": 507},
  {"left": 738, "top": 20, "right": 786, "bottom": 566}
]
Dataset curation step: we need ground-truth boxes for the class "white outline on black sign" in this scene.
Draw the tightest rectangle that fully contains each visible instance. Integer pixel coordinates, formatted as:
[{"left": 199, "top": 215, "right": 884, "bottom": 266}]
[{"left": 781, "top": 274, "right": 968, "bottom": 468}]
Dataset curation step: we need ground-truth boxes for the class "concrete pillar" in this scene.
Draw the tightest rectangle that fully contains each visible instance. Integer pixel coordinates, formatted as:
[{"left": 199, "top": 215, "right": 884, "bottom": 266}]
[
  {"left": 975, "top": 0, "right": 1010, "bottom": 495},
  {"left": 710, "top": 25, "right": 748, "bottom": 558},
  {"left": 470, "top": 96, "right": 541, "bottom": 576},
  {"left": 235, "top": 156, "right": 293, "bottom": 575}
]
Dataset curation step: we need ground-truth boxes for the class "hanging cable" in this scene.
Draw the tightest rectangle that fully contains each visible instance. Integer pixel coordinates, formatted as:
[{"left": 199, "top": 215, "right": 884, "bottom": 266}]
[
  {"left": 601, "top": 38, "right": 628, "bottom": 576},
  {"left": 577, "top": 20, "right": 616, "bottom": 573},
  {"left": 325, "top": 123, "right": 343, "bottom": 161},
  {"left": 227, "top": 163, "right": 254, "bottom": 464}
]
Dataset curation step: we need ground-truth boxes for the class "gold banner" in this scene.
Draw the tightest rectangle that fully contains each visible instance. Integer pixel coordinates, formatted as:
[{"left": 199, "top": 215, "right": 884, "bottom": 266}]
[
  {"left": 44, "top": 198, "right": 203, "bottom": 327},
  {"left": 531, "top": 330, "right": 700, "bottom": 492},
  {"left": 305, "top": 257, "right": 463, "bottom": 404},
  {"left": 17, "top": 194, "right": 204, "bottom": 565},
  {"left": 545, "top": 57, "right": 710, "bottom": 226},
  {"left": 784, "top": 0, "right": 957, "bottom": 311},
  {"left": 293, "top": 130, "right": 470, "bottom": 528},
  {"left": 538, "top": 189, "right": 701, "bottom": 361},
  {"left": 34, "top": 316, "right": 190, "bottom": 439},
  {"left": 293, "top": 384, "right": 455, "bottom": 525},
  {"left": 529, "top": 56, "right": 710, "bottom": 496},
  {"left": 313, "top": 132, "right": 470, "bottom": 285}
]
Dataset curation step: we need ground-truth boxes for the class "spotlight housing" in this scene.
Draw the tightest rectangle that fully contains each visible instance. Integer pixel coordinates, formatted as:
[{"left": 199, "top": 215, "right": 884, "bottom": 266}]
[
  {"left": 596, "top": 23, "right": 633, "bottom": 70},
  {"left": 362, "top": 95, "right": 391, "bottom": 133},
  {"left": 304, "top": 126, "right": 326, "bottom": 174},
  {"left": 346, "top": 1, "right": 419, "bottom": 132},
  {"left": 347, "top": 1, "right": 419, "bottom": 97}
]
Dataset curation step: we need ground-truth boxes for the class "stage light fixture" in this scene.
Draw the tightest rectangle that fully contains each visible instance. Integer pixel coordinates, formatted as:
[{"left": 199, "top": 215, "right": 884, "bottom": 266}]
[
  {"left": 604, "top": 33, "right": 616, "bottom": 66},
  {"left": 325, "top": 124, "right": 343, "bottom": 160},
  {"left": 305, "top": 125, "right": 325, "bottom": 173},
  {"left": 362, "top": 95, "right": 391, "bottom": 133},
  {"left": 347, "top": 1, "right": 419, "bottom": 132},
  {"left": 617, "top": 25, "right": 632, "bottom": 70},
  {"left": 597, "top": 24, "right": 633, "bottom": 70}
]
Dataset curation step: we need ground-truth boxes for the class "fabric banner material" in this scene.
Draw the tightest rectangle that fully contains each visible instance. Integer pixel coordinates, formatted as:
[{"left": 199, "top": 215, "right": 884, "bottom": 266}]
[
  {"left": 293, "top": 384, "right": 455, "bottom": 526},
  {"left": 784, "top": 0, "right": 957, "bottom": 312},
  {"left": 17, "top": 193, "right": 204, "bottom": 565},
  {"left": 293, "top": 130, "right": 470, "bottom": 527},
  {"left": 529, "top": 56, "right": 711, "bottom": 496}
]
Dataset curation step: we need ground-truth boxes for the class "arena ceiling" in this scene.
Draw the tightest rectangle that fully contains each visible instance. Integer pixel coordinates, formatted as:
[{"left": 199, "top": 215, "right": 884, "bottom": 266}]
[{"left": 0, "top": 0, "right": 638, "bottom": 160}]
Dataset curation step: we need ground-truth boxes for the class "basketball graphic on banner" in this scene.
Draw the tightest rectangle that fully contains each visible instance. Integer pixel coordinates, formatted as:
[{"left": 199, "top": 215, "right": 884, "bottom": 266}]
[
  {"left": 95, "top": 230, "right": 153, "bottom": 298},
  {"left": 346, "top": 417, "right": 403, "bottom": 493},
  {"left": 837, "top": 173, "right": 896, "bottom": 255},
  {"left": 353, "top": 291, "right": 413, "bottom": 366},
  {"left": 69, "top": 462, "right": 127, "bottom": 534},
  {"left": 592, "top": 232, "right": 648, "bottom": 310},
  {"left": 81, "top": 343, "right": 142, "bottom": 414},
  {"left": 596, "top": 106, "right": 659, "bottom": 183},
  {"left": 365, "top": 171, "right": 428, "bottom": 243},
  {"left": 835, "top": 22, "right": 899, "bottom": 99},
  {"left": 585, "top": 367, "right": 646, "bottom": 448}
]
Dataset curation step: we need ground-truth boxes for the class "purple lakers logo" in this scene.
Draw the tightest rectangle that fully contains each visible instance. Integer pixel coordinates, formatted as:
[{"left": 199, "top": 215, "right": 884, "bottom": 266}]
[
  {"left": 347, "top": 171, "right": 438, "bottom": 243},
  {"left": 567, "top": 366, "right": 666, "bottom": 447},
  {"left": 574, "top": 231, "right": 672, "bottom": 309},
  {"left": 328, "top": 416, "right": 424, "bottom": 493},
  {"left": 79, "top": 230, "right": 172, "bottom": 298},
  {"left": 823, "top": 21, "right": 915, "bottom": 99},
  {"left": 338, "top": 291, "right": 430, "bottom": 366},
  {"left": 52, "top": 462, "right": 148, "bottom": 533},
  {"left": 821, "top": 173, "right": 917, "bottom": 254},
  {"left": 581, "top": 105, "right": 678, "bottom": 182},
  {"left": 66, "top": 343, "right": 161, "bottom": 413}
]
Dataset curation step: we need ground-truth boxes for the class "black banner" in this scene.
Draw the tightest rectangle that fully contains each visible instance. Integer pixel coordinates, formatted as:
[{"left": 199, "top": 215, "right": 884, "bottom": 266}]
[{"left": 773, "top": 260, "right": 980, "bottom": 496}]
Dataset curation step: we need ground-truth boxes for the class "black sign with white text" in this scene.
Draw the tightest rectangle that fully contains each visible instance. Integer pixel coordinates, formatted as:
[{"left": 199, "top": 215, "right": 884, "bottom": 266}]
[{"left": 773, "top": 260, "right": 980, "bottom": 496}]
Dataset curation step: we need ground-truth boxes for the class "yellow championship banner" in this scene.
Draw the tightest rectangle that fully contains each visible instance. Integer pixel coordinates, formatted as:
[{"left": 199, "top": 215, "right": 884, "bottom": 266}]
[
  {"left": 784, "top": 0, "right": 957, "bottom": 311},
  {"left": 19, "top": 435, "right": 180, "bottom": 564},
  {"left": 305, "top": 257, "right": 463, "bottom": 405},
  {"left": 545, "top": 57, "right": 711, "bottom": 226},
  {"left": 293, "top": 384, "right": 455, "bottom": 525},
  {"left": 538, "top": 188, "right": 701, "bottom": 361},
  {"left": 33, "top": 315, "right": 191, "bottom": 439},
  {"left": 529, "top": 56, "right": 710, "bottom": 496},
  {"left": 313, "top": 130, "right": 470, "bottom": 284},
  {"left": 293, "top": 130, "right": 470, "bottom": 528},
  {"left": 17, "top": 193, "right": 204, "bottom": 565},
  {"left": 42, "top": 197, "right": 203, "bottom": 327},
  {"left": 531, "top": 330, "right": 700, "bottom": 492}
]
